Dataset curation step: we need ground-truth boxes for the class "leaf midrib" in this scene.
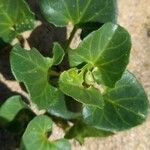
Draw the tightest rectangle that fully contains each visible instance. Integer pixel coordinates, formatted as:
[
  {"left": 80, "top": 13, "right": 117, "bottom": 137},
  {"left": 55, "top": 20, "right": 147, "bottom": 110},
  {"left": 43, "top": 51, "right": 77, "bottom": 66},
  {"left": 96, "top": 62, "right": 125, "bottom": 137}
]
[
  {"left": 77, "top": 0, "right": 92, "bottom": 23},
  {"left": 94, "top": 25, "right": 118, "bottom": 64},
  {"left": 106, "top": 98, "right": 145, "bottom": 119}
]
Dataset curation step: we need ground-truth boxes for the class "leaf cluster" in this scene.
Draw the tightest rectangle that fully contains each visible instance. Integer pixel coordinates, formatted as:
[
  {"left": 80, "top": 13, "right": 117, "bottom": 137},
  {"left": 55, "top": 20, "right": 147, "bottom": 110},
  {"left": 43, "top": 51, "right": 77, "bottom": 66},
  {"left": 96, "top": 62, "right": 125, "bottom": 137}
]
[{"left": 0, "top": 0, "right": 149, "bottom": 150}]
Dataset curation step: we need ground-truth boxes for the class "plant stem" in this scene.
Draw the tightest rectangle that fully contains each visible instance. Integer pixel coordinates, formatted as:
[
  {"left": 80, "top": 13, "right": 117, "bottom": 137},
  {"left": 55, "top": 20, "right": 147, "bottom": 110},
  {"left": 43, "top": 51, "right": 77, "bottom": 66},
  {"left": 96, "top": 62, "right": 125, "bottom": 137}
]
[
  {"left": 17, "top": 35, "right": 24, "bottom": 47},
  {"left": 65, "top": 25, "right": 78, "bottom": 51},
  {"left": 50, "top": 70, "right": 61, "bottom": 77}
]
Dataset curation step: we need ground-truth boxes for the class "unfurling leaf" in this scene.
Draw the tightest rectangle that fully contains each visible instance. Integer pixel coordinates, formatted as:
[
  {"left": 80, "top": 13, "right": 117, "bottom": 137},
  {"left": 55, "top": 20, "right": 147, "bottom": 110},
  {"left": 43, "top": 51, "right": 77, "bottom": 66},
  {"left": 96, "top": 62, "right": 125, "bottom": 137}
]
[
  {"left": 21, "top": 115, "right": 71, "bottom": 150},
  {"left": 69, "top": 23, "right": 131, "bottom": 87},
  {"left": 83, "top": 71, "right": 149, "bottom": 132},
  {"left": 59, "top": 68, "right": 104, "bottom": 108}
]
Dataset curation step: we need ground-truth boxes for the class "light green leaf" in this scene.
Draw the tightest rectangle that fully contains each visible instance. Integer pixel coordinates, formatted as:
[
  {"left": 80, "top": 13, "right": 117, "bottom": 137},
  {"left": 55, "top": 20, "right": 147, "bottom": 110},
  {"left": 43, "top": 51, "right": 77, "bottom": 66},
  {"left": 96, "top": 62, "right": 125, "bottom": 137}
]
[
  {"left": 0, "top": 0, "right": 35, "bottom": 42},
  {"left": 39, "top": 0, "right": 117, "bottom": 27},
  {"left": 65, "top": 121, "right": 113, "bottom": 144},
  {"left": 52, "top": 42, "right": 65, "bottom": 65},
  {"left": 69, "top": 23, "right": 131, "bottom": 87},
  {"left": 0, "top": 96, "right": 26, "bottom": 122},
  {"left": 83, "top": 71, "right": 149, "bottom": 132},
  {"left": 21, "top": 115, "right": 71, "bottom": 150},
  {"left": 48, "top": 93, "right": 80, "bottom": 119},
  {"left": 59, "top": 68, "right": 104, "bottom": 108},
  {"left": 10, "top": 44, "right": 61, "bottom": 109}
]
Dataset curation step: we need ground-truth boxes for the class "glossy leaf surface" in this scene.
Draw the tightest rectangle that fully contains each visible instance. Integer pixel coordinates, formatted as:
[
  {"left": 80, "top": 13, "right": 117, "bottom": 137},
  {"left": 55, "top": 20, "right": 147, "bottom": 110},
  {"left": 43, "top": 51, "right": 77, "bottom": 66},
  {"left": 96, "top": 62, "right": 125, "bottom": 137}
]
[
  {"left": 39, "top": 0, "right": 117, "bottom": 27},
  {"left": 10, "top": 45, "right": 61, "bottom": 109},
  {"left": 0, "top": 0, "right": 34, "bottom": 42},
  {"left": 21, "top": 115, "right": 71, "bottom": 150},
  {"left": 83, "top": 71, "right": 149, "bottom": 132},
  {"left": 69, "top": 23, "right": 131, "bottom": 87}
]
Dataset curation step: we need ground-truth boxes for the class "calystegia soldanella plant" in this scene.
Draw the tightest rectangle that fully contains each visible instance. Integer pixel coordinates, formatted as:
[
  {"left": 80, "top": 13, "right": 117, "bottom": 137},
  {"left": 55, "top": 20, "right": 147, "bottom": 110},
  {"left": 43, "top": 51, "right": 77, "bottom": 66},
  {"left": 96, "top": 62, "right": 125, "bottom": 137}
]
[{"left": 0, "top": 0, "right": 149, "bottom": 150}]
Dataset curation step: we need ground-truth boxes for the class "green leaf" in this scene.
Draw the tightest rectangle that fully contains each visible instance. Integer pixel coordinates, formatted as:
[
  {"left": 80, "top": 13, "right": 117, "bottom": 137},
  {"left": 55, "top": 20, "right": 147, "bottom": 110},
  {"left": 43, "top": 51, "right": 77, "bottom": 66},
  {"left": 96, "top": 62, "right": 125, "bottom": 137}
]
[
  {"left": 48, "top": 93, "right": 80, "bottom": 119},
  {"left": 83, "top": 71, "right": 149, "bottom": 132},
  {"left": 21, "top": 115, "right": 71, "bottom": 150},
  {"left": 39, "top": 0, "right": 117, "bottom": 27},
  {"left": 59, "top": 68, "right": 104, "bottom": 108},
  {"left": 10, "top": 44, "right": 61, "bottom": 109},
  {"left": 69, "top": 23, "right": 131, "bottom": 87},
  {"left": 0, "top": 0, "right": 35, "bottom": 42},
  {"left": 0, "top": 96, "right": 26, "bottom": 122},
  {"left": 65, "top": 121, "right": 113, "bottom": 144},
  {"left": 52, "top": 42, "right": 65, "bottom": 65}
]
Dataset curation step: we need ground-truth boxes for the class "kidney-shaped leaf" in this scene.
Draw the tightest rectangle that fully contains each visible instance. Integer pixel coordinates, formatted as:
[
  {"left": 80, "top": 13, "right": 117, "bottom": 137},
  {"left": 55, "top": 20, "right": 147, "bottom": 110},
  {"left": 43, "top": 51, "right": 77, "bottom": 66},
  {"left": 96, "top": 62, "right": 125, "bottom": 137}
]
[
  {"left": 0, "top": 0, "right": 35, "bottom": 42},
  {"left": 21, "top": 115, "right": 71, "bottom": 150},
  {"left": 69, "top": 23, "right": 131, "bottom": 87},
  {"left": 10, "top": 44, "right": 61, "bottom": 109},
  {"left": 59, "top": 68, "right": 104, "bottom": 108},
  {"left": 39, "top": 0, "right": 117, "bottom": 27},
  {"left": 83, "top": 71, "right": 149, "bottom": 132},
  {"left": 0, "top": 96, "right": 26, "bottom": 122}
]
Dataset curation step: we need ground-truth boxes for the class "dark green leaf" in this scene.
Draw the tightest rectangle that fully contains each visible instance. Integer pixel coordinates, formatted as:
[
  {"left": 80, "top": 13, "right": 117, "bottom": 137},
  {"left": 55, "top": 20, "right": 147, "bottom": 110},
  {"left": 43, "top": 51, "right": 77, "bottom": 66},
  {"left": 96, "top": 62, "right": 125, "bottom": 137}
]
[
  {"left": 65, "top": 121, "right": 113, "bottom": 144},
  {"left": 48, "top": 93, "right": 80, "bottom": 119},
  {"left": 83, "top": 71, "right": 149, "bottom": 132},
  {"left": 0, "top": 96, "right": 26, "bottom": 122},
  {"left": 10, "top": 44, "right": 61, "bottom": 109},
  {"left": 21, "top": 115, "right": 71, "bottom": 150},
  {"left": 39, "top": 0, "right": 117, "bottom": 27},
  {"left": 0, "top": 0, "right": 35, "bottom": 42},
  {"left": 69, "top": 23, "right": 131, "bottom": 87},
  {"left": 59, "top": 68, "right": 104, "bottom": 108},
  {"left": 52, "top": 42, "right": 65, "bottom": 65}
]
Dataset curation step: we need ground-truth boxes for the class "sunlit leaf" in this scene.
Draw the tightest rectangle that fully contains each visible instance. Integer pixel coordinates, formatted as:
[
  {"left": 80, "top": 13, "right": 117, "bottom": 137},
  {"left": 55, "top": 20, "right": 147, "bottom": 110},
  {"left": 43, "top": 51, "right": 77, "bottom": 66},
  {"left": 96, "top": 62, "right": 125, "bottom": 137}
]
[
  {"left": 52, "top": 42, "right": 65, "bottom": 65},
  {"left": 0, "top": 95, "right": 26, "bottom": 122},
  {"left": 69, "top": 23, "right": 131, "bottom": 87},
  {"left": 10, "top": 44, "right": 61, "bottom": 109},
  {"left": 21, "top": 115, "right": 71, "bottom": 150},
  {"left": 39, "top": 0, "right": 117, "bottom": 27},
  {"left": 0, "top": 0, "right": 35, "bottom": 42},
  {"left": 59, "top": 68, "right": 104, "bottom": 108}
]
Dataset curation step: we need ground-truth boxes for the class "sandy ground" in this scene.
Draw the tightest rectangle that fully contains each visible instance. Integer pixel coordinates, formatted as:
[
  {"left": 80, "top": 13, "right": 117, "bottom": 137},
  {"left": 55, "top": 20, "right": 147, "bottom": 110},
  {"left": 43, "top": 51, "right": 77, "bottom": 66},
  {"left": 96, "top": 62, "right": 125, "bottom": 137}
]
[{"left": 0, "top": 0, "right": 150, "bottom": 150}]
